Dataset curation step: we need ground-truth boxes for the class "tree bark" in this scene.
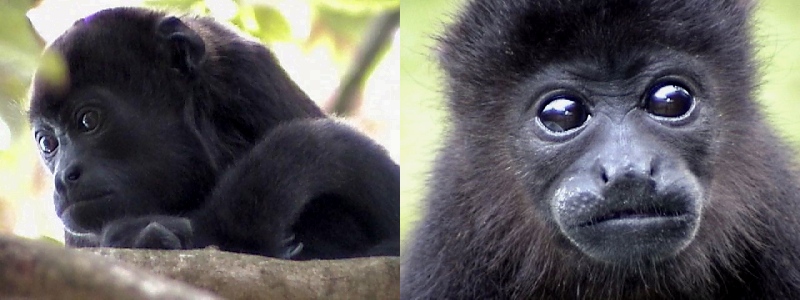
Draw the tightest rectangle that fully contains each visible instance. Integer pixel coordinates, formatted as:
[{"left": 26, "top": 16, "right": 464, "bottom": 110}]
[
  {"left": 0, "top": 234, "right": 400, "bottom": 300},
  {"left": 0, "top": 234, "right": 219, "bottom": 300},
  {"left": 86, "top": 247, "right": 400, "bottom": 300}
]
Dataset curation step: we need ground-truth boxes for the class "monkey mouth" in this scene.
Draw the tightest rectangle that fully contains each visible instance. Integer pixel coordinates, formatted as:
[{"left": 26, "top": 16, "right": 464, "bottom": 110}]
[
  {"left": 56, "top": 192, "right": 113, "bottom": 217},
  {"left": 555, "top": 188, "right": 702, "bottom": 264},
  {"left": 59, "top": 198, "right": 113, "bottom": 232},
  {"left": 577, "top": 207, "right": 686, "bottom": 228}
]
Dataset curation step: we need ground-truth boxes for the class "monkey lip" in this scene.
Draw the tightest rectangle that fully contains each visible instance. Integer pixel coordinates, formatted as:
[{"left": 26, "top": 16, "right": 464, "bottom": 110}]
[
  {"left": 58, "top": 196, "right": 114, "bottom": 233},
  {"left": 56, "top": 192, "right": 113, "bottom": 217},
  {"left": 577, "top": 208, "right": 689, "bottom": 228},
  {"left": 568, "top": 209, "right": 698, "bottom": 263}
]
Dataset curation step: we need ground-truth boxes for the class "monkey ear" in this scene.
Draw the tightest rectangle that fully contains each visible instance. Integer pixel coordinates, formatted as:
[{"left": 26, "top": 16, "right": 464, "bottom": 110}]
[{"left": 156, "top": 16, "right": 206, "bottom": 76}]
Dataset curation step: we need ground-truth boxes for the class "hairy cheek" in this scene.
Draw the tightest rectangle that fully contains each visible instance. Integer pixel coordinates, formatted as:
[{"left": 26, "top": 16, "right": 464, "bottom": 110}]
[{"left": 549, "top": 166, "right": 704, "bottom": 264}]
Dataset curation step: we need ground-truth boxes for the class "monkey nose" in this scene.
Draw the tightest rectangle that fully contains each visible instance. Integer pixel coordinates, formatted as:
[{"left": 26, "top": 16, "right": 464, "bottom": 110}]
[{"left": 54, "top": 164, "right": 83, "bottom": 194}]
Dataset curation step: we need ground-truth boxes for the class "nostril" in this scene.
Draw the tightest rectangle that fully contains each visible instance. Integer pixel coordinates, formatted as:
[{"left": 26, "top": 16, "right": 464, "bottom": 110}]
[
  {"left": 600, "top": 167, "right": 609, "bottom": 184},
  {"left": 64, "top": 165, "right": 82, "bottom": 182},
  {"left": 598, "top": 163, "right": 655, "bottom": 185},
  {"left": 649, "top": 157, "right": 659, "bottom": 178}
]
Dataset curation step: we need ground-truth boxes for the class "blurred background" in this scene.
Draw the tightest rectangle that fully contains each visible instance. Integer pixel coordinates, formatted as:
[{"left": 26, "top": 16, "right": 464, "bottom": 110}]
[
  {"left": 0, "top": 0, "right": 398, "bottom": 243},
  {"left": 400, "top": 0, "right": 800, "bottom": 247}
]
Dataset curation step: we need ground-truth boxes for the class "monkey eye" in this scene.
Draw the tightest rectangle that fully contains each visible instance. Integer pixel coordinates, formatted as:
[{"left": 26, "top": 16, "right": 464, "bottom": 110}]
[
  {"left": 537, "top": 96, "right": 590, "bottom": 133},
  {"left": 645, "top": 83, "right": 694, "bottom": 118},
  {"left": 37, "top": 134, "right": 59, "bottom": 154},
  {"left": 79, "top": 110, "right": 100, "bottom": 131}
]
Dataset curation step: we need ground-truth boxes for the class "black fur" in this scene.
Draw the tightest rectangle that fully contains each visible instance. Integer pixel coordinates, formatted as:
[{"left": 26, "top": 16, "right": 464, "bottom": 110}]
[
  {"left": 402, "top": 0, "right": 800, "bottom": 298},
  {"left": 29, "top": 7, "right": 399, "bottom": 260}
]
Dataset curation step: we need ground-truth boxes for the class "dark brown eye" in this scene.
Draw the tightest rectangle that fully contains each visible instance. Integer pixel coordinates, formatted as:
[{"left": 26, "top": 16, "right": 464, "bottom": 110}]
[
  {"left": 645, "top": 84, "right": 693, "bottom": 118},
  {"left": 538, "top": 96, "right": 590, "bottom": 132},
  {"left": 80, "top": 110, "right": 100, "bottom": 131},
  {"left": 38, "top": 135, "right": 58, "bottom": 154}
]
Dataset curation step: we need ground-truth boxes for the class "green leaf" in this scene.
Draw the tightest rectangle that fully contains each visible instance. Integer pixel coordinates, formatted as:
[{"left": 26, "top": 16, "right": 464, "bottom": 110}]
[
  {"left": 308, "top": 5, "right": 375, "bottom": 62},
  {"left": 250, "top": 4, "right": 292, "bottom": 43},
  {"left": 3, "top": 0, "right": 42, "bottom": 12},
  {"left": 310, "top": 0, "right": 398, "bottom": 13},
  {"left": 144, "top": 0, "right": 205, "bottom": 12},
  {"left": 0, "top": 9, "right": 43, "bottom": 101}
]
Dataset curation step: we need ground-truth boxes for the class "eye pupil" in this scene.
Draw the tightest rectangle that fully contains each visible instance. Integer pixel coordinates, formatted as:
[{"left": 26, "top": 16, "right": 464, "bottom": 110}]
[
  {"left": 538, "top": 97, "right": 589, "bottom": 132},
  {"left": 81, "top": 110, "right": 99, "bottom": 131},
  {"left": 646, "top": 84, "right": 693, "bottom": 118},
  {"left": 38, "top": 135, "right": 58, "bottom": 154}
]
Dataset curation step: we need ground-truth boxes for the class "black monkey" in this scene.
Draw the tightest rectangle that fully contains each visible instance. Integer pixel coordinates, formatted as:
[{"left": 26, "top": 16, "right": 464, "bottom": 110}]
[
  {"left": 402, "top": 0, "right": 800, "bottom": 298},
  {"left": 29, "top": 7, "right": 400, "bottom": 260}
]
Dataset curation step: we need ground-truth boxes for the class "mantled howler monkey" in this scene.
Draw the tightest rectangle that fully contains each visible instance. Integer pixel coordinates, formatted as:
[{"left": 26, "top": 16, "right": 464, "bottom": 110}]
[
  {"left": 402, "top": 0, "right": 800, "bottom": 298},
  {"left": 29, "top": 7, "right": 399, "bottom": 260}
]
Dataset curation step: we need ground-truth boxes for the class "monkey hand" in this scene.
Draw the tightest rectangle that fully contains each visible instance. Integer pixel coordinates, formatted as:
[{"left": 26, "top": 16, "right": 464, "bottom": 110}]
[
  {"left": 100, "top": 216, "right": 193, "bottom": 249},
  {"left": 279, "top": 233, "right": 304, "bottom": 259}
]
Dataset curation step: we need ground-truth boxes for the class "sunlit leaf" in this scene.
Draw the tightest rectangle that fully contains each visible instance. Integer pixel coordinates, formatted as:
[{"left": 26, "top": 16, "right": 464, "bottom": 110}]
[
  {"left": 35, "top": 51, "right": 68, "bottom": 92},
  {"left": 0, "top": 5, "right": 44, "bottom": 123},
  {"left": 310, "top": 0, "right": 398, "bottom": 13},
  {"left": 4, "top": 0, "right": 42, "bottom": 11},
  {"left": 308, "top": 5, "right": 374, "bottom": 63},
  {"left": 251, "top": 4, "right": 292, "bottom": 43},
  {"left": 144, "top": 0, "right": 204, "bottom": 11}
]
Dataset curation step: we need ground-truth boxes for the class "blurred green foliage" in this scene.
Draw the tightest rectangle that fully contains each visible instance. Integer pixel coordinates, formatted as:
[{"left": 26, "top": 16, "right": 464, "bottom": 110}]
[
  {"left": 0, "top": 1, "right": 43, "bottom": 137},
  {"left": 310, "top": 0, "right": 398, "bottom": 12},
  {"left": 400, "top": 0, "right": 800, "bottom": 244}
]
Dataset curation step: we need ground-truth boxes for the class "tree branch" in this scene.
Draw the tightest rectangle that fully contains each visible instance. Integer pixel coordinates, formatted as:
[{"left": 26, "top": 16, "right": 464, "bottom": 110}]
[
  {"left": 0, "top": 234, "right": 219, "bottom": 300},
  {"left": 328, "top": 8, "right": 400, "bottom": 116},
  {"left": 0, "top": 234, "right": 400, "bottom": 300},
  {"left": 86, "top": 247, "right": 400, "bottom": 300}
]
